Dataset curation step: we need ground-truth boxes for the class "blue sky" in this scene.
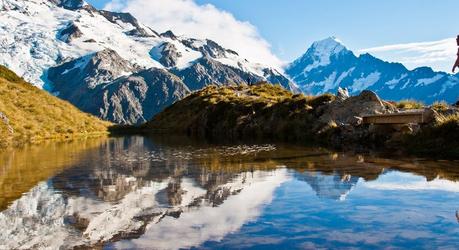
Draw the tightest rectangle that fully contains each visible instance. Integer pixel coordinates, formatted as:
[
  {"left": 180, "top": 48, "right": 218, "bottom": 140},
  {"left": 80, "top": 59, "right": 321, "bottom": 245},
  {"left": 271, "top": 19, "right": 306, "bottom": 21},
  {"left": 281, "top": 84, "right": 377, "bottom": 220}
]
[{"left": 88, "top": 0, "right": 459, "bottom": 71}]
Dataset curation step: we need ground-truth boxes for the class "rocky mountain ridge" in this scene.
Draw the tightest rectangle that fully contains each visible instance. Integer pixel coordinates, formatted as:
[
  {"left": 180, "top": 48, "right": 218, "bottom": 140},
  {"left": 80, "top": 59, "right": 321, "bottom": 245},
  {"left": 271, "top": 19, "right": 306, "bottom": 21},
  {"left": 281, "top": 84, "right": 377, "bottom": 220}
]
[{"left": 0, "top": 0, "right": 296, "bottom": 124}]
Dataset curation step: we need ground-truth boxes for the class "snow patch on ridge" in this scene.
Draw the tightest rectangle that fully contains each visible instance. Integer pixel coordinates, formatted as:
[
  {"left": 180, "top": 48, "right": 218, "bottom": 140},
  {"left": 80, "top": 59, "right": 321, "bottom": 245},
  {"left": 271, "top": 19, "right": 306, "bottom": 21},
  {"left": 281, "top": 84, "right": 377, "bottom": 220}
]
[
  {"left": 416, "top": 74, "right": 444, "bottom": 87},
  {"left": 350, "top": 72, "right": 381, "bottom": 93},
  {"left": 385, "top": 73, "right": 408, "bottom": 89}
]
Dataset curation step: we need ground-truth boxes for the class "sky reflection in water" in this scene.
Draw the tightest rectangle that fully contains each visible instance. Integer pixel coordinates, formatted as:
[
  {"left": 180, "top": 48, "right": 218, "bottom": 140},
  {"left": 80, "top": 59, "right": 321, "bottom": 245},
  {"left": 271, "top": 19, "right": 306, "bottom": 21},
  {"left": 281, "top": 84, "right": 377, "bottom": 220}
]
[{"left": 0, "top": 136, "right": 458, "bottom": 249}]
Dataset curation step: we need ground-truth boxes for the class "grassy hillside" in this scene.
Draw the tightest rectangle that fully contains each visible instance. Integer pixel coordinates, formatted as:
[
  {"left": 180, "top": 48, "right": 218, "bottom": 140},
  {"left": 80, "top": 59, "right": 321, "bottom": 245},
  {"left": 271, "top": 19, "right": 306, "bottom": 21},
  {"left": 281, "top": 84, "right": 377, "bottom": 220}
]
[
  {"left": 0, "top": 65, "right": 111, "bottom": 147},
  {"left": 143, "top": 84, "right": 329, "bottom": 141}
]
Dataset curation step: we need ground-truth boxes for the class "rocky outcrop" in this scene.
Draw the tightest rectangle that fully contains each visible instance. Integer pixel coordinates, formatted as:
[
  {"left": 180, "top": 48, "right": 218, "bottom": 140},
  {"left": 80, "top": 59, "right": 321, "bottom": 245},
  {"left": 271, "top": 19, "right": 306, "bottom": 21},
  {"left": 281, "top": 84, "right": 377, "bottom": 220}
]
[
  {"left": 51, "top": 0, "right": 85, "bottom": 10},
  {"left": 57, "top": 22, "right": 82, "bottom": 43},
  {"left": 182, "top": 39, "right": 227, "bottom": 58},
  {"left": 156, "top": 42, "right": 182, "bottom": 68},
  {"left": 318, "top": 90, "right": 397, "bottom": 125},
  {"left": 98, "top": 10, "right": 159, "bottom": 37},
  {"left": 160, "top": 30, "right": 177, "bottom": 40}
]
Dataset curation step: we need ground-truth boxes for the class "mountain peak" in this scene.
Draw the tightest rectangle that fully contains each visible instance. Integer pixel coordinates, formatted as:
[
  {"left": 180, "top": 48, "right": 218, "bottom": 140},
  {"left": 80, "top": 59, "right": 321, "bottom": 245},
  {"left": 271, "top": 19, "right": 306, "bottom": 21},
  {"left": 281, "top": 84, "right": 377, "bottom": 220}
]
[
  {"left": 310, "top": 36, "right": 347, "bottom": 55},
  {"left": 286, "top": 37, "right": 350, "bottom": 75}
]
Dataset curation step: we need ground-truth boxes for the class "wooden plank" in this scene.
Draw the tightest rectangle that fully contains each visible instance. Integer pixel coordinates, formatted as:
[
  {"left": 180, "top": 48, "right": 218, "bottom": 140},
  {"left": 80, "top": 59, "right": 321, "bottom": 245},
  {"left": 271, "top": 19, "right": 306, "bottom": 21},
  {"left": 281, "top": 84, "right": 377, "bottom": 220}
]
[{"left": 362, "top": 110, "right": 433, "bottom": 124}]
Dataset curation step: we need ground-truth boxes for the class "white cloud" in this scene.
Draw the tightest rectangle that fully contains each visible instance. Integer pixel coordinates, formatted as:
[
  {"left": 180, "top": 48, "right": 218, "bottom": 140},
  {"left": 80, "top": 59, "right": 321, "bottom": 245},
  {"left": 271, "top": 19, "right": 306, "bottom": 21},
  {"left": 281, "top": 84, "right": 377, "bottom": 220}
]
[
  {"left": 362, "top": 171, "right": 459, "bottom": 193},
  {"left": 360, "top": 38, "right": 457, "bottom": 73},
  {"left": 104, "top": 0, "right": 283, "bottom": 68}
]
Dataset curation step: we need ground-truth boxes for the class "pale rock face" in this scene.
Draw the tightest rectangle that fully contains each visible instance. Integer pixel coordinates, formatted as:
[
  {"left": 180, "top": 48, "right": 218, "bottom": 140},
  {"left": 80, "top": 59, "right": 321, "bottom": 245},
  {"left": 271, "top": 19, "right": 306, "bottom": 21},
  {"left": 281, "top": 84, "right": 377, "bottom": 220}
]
[{"left": 319, "top": 90, "right": 396, "bottom": 125}]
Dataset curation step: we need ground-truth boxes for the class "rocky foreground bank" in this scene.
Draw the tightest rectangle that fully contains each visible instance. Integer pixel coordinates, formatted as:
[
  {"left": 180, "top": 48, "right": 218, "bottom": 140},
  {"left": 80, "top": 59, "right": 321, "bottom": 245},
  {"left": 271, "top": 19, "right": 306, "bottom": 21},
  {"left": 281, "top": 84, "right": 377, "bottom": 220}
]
[{"left": 141, "top": 84, "right": 459, "bottom": 158}]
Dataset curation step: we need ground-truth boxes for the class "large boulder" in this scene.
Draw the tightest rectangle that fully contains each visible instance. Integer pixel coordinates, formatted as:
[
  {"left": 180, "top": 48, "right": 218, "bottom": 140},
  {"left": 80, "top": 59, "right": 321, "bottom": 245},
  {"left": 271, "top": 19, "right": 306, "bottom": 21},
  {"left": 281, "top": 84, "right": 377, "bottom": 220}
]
[{"left": 319, "top": 90, "right": 397, "bottom": 125}]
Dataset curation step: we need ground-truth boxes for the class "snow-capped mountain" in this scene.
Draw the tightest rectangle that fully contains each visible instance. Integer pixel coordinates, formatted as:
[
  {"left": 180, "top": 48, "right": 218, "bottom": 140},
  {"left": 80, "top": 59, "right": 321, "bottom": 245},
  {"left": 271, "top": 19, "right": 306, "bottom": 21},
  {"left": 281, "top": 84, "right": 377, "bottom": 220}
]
[
  {"left": 295, "top": 171, "right": 359, "bottom": 201},
  {"left": 286, "top": 37, "right": 459, "bottom": 104},
  {"left": 0, "top": 0, "right": 295, "bottom": 124}
]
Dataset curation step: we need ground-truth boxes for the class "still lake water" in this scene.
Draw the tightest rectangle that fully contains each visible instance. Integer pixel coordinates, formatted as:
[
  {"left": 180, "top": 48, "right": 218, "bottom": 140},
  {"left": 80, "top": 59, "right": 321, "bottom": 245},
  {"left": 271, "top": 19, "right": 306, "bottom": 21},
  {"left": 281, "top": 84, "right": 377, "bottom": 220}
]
[{"left": 1, "top": 136, "right": 459, "bottom": 249}]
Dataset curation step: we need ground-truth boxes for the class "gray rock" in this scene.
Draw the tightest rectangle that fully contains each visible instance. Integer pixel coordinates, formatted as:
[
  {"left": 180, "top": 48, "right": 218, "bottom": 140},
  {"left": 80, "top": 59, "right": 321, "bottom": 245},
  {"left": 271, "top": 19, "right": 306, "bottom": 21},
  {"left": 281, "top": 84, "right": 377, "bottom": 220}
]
[
  {"left": 320, "top": 90, "right": 395, "bottom": 125},
  {"left": 98, "top": 10, "right": 159, "bottom": 37},
  {"left": 349, "top": 116, "right": 363, "bottom": 126},
  {"left": 51, "top": 0, "right": 85, "bottom": 10},
  {"left": 160, "top": 31, "right": 177, "bottom": 40},
  {"left": 154, "top": 42, "right": 182, "bottom": 68},
  {"left": 182, "top": 39, "right": 228, "bottom": 58},
  {"left": 57, "top": 22, "right": 82, "bottom": 43}
]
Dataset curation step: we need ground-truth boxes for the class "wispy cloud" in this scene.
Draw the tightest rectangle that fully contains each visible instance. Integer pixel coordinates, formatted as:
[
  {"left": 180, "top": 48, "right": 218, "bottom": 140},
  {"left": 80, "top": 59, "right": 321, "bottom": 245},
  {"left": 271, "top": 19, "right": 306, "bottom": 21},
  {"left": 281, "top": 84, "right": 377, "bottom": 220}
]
[
  {"left": 360, "top": 38, "right": 457, "bottom": 72},
  {"left": 104, "top": 0, "right": 282, "bottom": 68}
]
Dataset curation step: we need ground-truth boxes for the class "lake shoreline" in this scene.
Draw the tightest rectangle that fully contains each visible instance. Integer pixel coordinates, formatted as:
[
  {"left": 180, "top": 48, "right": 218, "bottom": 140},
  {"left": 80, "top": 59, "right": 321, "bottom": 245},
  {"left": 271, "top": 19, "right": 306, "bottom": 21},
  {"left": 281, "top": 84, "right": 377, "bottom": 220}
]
[{"left": 111, "top": 84, "right": 459, "bottom": 159}]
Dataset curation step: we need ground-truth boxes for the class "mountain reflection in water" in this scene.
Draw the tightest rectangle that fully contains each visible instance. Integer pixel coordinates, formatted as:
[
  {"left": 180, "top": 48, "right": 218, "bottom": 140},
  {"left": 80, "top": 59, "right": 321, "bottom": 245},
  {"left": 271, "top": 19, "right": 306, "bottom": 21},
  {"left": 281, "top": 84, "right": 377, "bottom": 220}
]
[{"left": 0, "top": 136, "right": 458, "bottom": 249}]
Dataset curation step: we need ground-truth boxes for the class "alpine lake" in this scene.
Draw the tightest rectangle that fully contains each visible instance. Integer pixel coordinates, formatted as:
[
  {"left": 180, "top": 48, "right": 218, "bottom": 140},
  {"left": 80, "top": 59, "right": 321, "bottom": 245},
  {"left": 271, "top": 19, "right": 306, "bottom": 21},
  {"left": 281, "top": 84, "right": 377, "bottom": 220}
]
[{"left": 1, "top": 135, "right": 459, "bottom": 249}]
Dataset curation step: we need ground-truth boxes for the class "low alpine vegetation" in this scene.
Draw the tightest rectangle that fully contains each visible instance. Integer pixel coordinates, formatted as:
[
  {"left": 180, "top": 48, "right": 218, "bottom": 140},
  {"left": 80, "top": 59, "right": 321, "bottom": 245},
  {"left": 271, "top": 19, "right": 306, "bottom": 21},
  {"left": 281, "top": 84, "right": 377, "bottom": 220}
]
[
  {"left": 0, "top": 65, "right": 111, "bottom": 147},
  {"left": 396, "top": 99, "right": 424, "bottom": 110}
]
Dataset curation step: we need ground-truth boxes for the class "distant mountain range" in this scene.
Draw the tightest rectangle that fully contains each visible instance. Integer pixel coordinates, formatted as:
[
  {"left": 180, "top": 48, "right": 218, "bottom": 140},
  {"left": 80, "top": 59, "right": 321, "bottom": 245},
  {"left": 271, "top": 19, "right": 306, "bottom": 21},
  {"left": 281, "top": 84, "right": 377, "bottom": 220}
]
[
  {"left": 286, "top": 37, "right": 459, "bottom": 104},
  {"left": 1, "top": 0, "right": 458, "bottom": 125}
]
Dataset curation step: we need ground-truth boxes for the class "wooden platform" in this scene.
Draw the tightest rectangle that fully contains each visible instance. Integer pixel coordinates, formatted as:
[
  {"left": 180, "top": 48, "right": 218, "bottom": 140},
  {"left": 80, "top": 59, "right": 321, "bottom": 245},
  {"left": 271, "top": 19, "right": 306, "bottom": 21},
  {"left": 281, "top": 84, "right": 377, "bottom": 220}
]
[{"left": 362, "top": 109, "right": 434, "bottom": 125}]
